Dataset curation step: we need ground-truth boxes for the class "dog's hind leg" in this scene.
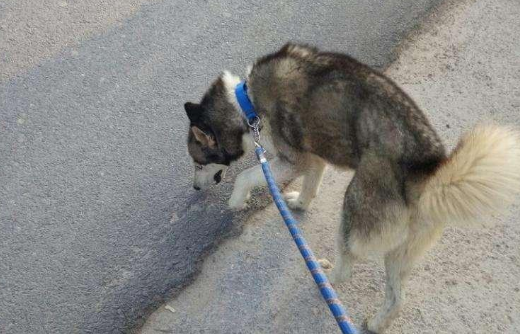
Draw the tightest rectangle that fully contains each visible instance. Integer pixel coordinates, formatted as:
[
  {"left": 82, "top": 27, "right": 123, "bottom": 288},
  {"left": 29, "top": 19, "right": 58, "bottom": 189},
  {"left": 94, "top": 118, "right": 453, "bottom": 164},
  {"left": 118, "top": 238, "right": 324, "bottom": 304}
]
[
  {"left": 323, "top": 153, "right": 410, "bottom": 285},
  {"left": 328, "top": 221, "right": 357, "bottom": 284},
  {"left": 366, "top": 224, "right": 444, "bottom": 333},
  {"left": 365, "top": 248, "right": 409, "bottom": 334},
  {"left": 284, "top": 157, "right": 326, "bottom": 210},
  {"left": 322, "top": 187, "right": 360, "bottom": 284}
]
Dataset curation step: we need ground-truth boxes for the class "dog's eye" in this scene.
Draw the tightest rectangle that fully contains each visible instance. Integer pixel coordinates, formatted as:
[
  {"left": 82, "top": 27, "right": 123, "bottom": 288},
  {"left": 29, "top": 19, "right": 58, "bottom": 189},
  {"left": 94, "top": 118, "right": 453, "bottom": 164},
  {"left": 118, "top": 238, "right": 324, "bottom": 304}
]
[{"left": 195, "top": 165, "right": 204, "bottom": 170}]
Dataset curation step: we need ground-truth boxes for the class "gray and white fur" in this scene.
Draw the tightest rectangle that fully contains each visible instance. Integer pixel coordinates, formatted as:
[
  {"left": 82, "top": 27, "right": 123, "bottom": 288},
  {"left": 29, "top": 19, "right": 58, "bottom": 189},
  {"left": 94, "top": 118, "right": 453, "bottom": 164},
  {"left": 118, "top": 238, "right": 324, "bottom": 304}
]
[{"left": 184, "top": 43, "right": 520, "bottom": 333}]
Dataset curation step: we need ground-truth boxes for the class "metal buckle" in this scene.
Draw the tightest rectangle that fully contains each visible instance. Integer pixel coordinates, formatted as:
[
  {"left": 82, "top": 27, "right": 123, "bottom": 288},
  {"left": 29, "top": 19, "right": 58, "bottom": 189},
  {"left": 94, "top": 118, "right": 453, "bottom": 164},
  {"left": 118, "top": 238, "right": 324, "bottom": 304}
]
[{"left": 247, "top": 116, "right": 261, "bottom": 147}]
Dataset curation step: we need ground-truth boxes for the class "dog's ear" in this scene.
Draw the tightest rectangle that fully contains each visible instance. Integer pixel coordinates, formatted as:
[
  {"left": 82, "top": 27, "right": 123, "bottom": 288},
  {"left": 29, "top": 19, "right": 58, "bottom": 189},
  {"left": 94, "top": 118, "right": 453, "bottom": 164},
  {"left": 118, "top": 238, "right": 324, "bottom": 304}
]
[
  {"left": 191, "top": 126, "right": 216, "bottom": 148},
  {"left": 184, "top": 102, "right": 202, "bottom": 123}
]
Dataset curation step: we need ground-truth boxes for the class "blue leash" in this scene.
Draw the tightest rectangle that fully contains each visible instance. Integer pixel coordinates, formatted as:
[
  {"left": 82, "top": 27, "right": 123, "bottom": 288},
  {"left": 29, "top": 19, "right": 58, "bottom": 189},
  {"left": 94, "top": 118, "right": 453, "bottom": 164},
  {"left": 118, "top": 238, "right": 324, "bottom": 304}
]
[
  {"left": 236, "top": 81, "right": 357, "bottom": 333},
  {"left": 254, "top": 146, "right": 358, "bottom": 334}
]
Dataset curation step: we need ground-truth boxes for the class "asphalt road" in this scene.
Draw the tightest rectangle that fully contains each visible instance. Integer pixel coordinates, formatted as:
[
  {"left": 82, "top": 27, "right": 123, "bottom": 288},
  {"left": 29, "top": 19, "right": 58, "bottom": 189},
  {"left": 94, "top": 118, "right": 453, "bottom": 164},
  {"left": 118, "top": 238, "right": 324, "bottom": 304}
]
[{"left": 0, "top": 1, "right": 443, "bottom": 333}]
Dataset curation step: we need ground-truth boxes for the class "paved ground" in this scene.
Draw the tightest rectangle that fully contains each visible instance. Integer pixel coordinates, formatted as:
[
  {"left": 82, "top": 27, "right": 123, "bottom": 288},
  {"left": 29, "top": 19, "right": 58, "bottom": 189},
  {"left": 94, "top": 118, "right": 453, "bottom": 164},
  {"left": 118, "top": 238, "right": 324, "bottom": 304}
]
[
  {"left": 141, "top": 0, "right": 520, "bottom": 333},
  {"left": 0, "top": 1, "right": 444, "bottom": 333}
]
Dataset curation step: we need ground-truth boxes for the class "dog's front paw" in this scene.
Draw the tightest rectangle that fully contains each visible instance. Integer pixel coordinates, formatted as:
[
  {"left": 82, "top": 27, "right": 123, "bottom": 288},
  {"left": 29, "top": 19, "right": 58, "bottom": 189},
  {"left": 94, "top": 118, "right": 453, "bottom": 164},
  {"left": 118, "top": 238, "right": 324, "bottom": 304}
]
[
  {"left": 320, "top": 259, "right": 352, "bottom": 285},
  {"left": 228, "top": 192, "right": 250, "bottom": 211},
  {"left": 318, "top": 258, "right": 333, "bottom": 270},
  {"left": 284, "top": 191, "right": 310, "bottom": 211},
  {"left": 318, "top": 258, "right": 345, "bottom": 285}
]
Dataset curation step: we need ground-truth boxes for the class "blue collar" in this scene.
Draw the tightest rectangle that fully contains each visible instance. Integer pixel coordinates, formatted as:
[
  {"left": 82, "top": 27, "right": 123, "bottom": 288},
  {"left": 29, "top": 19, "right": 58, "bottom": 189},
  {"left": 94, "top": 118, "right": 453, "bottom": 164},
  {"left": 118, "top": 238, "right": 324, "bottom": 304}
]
[{"left": 235, "top": 81, "right": 258, "bottom": 122}]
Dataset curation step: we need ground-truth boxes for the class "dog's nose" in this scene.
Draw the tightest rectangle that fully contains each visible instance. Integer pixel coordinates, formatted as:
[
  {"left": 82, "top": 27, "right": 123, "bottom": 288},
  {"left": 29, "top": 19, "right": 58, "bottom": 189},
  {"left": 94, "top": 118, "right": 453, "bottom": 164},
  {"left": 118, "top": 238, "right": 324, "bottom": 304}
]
[
  {"left": 193, "top": 185, "right": 201, "bottom": 191},
  {"left": 214, "top": 170, "right": 223, "bottom": 184}
]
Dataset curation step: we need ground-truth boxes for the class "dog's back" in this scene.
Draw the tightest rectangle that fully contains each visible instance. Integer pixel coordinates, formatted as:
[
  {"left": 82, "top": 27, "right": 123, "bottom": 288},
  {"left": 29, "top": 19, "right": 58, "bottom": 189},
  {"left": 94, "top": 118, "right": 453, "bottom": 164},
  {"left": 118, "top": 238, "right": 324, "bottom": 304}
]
[{"left": 249, "top": 43, "right": 446, "bottom": 187}]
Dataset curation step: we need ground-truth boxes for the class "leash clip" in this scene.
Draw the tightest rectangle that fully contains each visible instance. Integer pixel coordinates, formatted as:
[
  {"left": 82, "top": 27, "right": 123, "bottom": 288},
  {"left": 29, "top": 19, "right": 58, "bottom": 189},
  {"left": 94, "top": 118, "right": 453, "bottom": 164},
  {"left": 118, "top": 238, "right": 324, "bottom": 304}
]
[{"left": 247, "top": 116, "right": 261, "bottom": 147}]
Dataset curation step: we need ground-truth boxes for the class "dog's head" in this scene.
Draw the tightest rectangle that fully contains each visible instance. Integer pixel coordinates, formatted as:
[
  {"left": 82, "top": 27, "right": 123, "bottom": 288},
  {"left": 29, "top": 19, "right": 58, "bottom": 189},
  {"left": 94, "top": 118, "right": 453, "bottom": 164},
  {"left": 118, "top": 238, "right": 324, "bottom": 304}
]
[
  {"left": 185, "top": 73, "right": 248, "bottom": 190},
  {"left": 185, "top": 102, "right": 230, "bottom": 190}
]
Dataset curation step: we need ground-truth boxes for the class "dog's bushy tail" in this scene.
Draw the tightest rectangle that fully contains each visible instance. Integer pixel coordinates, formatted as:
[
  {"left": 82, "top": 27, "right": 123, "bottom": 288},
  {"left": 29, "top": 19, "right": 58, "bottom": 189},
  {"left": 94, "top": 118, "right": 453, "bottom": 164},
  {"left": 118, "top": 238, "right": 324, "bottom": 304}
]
[{"left": 419, "top": 125, "right": 520, "bottom": 227}]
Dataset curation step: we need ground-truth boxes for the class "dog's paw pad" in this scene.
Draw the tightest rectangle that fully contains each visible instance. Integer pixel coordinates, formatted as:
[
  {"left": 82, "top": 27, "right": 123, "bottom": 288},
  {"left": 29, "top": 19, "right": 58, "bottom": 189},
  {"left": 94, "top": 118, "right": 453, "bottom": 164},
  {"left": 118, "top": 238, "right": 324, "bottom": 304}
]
[
  {"left": 284, "top": 191, "right": 309, "bottom": 210},
  {"left": 318, "top": 258, "right": 333, "bottom": 270},
  {"left": 229, "top": 203, "right": 246, "bottom": 211},
  {"left": 284, "top": 191, "right": 300, "bottom": 201},
  {"left": 228, "top": 195, "right": 249, "bottom": 211}
]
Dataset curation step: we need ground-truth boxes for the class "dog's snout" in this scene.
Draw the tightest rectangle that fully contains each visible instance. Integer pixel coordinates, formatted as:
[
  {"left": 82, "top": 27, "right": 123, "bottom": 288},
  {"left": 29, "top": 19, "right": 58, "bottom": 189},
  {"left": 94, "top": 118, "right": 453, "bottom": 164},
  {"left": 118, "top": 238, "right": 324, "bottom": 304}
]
[
  {"left": 214, "top": 170, "right": 223, "bottom": 184},
  {"left": 193, "top": 185, "right": 201, "bottom": 191}
]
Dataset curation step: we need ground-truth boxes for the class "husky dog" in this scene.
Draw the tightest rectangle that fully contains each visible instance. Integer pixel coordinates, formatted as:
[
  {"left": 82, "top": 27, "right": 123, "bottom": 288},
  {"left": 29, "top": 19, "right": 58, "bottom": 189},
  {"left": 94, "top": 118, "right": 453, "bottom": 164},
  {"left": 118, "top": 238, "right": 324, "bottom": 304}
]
[{"left": 184, "top": 43, "right": 520, "bottom": 333}]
